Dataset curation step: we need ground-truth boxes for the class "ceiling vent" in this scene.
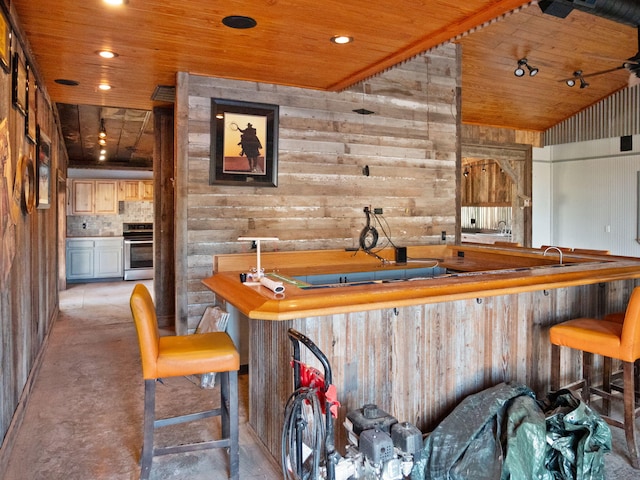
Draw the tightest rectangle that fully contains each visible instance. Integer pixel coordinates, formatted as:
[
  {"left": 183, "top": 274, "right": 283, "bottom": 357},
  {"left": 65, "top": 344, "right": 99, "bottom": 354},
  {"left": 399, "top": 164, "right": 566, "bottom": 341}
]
[
  {"left": 540, "top": 0, "right": 640, "bottom": 26},
  {"left": 151, "top": 85, "right": 176, "bottom": 103}
]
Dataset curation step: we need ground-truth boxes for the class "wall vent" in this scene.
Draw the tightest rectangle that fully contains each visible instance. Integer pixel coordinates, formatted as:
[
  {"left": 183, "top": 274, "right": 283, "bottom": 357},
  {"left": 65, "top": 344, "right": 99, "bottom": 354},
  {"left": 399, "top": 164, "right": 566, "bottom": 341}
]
[{"left": 151, "top": 85, "right": 176, "bottom": 103}]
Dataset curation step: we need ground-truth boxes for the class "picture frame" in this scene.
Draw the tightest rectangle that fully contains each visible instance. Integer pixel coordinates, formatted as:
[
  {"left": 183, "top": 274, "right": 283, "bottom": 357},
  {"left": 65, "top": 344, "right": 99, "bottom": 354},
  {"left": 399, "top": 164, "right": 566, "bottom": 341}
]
[
  {"left": 209, "top": 98, "right": 279, "bottom": 187},
  {"left": 26, "top": 64, "right": 36, "bottom": 143},
  {"left": 36, "top": 127, "right": 51, "bottom": 209},
  {"left": 12, "top": 52, "right": 26, "bottom": 116},
  {"left": 0, "top": 5, "right": 10, "bottom": 73}
]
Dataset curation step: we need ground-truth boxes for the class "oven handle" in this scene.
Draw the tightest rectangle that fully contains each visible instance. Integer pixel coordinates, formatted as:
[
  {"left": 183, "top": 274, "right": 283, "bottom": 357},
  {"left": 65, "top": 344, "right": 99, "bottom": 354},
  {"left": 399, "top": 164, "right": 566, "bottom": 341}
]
[{"left": 124, "top": 239, "right": 153, "bottom": 244}]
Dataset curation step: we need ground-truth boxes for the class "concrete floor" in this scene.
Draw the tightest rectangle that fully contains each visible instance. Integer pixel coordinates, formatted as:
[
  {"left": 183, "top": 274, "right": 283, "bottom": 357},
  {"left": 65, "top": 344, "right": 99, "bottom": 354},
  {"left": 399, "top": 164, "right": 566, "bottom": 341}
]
[
  {"left": 3, "top": 280, "right": 640, "bottom": 479},
  {"left": 2, "top": 280, "right": 280, "bottom": 480}
]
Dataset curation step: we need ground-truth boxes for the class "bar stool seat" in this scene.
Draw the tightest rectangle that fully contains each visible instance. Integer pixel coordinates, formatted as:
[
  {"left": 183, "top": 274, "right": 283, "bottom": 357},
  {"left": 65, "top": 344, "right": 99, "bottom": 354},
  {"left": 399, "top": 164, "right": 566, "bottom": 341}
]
[
  {"left": 549, "top": 286, "right": 640, "bottom": 469},
  {"left": 130, "top": 283, "right": 240, "bottom": 479}
]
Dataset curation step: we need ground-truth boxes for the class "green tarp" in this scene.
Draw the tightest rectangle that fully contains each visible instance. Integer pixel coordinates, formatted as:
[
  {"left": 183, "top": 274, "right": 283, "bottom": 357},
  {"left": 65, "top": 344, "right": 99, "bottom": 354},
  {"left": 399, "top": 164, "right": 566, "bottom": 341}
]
[{"left": 411, "top": 382, "right": 611, "bottom": 480}]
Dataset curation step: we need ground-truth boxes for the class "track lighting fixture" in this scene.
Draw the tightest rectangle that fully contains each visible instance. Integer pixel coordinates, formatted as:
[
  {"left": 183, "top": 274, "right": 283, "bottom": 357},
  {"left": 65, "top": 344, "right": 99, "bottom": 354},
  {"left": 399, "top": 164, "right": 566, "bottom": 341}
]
[
  {"left": 566, "top": 70, "right": 589, "bottom": 88},
  {"left": 514, "top": 58, "right": 538, "bottom": 77},
  {"left": 99, "top": 118, "right": 107, "bottom": 139}
]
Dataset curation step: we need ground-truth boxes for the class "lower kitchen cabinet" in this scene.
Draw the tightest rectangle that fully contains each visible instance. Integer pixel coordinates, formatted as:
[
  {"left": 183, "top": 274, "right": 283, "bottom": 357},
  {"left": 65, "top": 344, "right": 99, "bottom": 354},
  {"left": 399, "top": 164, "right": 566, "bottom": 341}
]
[{"left": 66, "top": 237, "right": 123, "bottom": 281}]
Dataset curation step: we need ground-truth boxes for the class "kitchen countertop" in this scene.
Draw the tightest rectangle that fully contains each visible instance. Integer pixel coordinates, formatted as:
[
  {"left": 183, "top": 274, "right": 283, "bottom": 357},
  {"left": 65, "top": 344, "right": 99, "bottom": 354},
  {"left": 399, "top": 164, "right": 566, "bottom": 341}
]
[{"left": 66, "top": 235, "right": 124, "bottom": 239}]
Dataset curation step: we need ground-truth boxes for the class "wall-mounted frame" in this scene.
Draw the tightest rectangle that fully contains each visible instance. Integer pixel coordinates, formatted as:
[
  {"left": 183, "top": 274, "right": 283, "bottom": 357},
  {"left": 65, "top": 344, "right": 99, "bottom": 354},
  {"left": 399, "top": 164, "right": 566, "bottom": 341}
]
[
  {"left": 0, "top": 5, "right": 10, "bottom": 73},
  {"left": 209, "top": 98, "right": 279, "bottom": 187},
  {"left": 15, "top": 153, "right": 35, "bottom": 214},
  {"left": 12, "top": 52, "right": 26, "bottom": 116},
  {"left": 26, "top": 65, "right": 36, "bottom": 143},
  {"left": 37, "top": 127, "right": 51, "bottom": 209}
]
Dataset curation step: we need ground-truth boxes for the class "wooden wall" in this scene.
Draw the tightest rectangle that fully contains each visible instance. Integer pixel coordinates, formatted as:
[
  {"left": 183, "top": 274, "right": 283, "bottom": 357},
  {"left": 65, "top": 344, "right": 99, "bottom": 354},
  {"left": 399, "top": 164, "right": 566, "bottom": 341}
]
[
  {"left": 176, "top": 44, "right": 461, "bottom": 332},
  {"left": 0, "top": 5, "right": 63, "bottom": 458}
]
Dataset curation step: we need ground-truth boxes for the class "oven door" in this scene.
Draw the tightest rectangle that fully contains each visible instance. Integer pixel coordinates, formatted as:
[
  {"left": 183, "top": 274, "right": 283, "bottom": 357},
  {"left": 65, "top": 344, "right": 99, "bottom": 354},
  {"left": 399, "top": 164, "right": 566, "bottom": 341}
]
[{"left": 124, "top": 239, "right": 154, "bottom": 280}]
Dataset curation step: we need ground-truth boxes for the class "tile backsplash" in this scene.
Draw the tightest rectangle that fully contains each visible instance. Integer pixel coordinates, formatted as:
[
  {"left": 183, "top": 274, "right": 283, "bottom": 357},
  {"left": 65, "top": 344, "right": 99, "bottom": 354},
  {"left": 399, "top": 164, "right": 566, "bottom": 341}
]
[{"left": 67, "top": 201, "right": 154, "bottom": 237}]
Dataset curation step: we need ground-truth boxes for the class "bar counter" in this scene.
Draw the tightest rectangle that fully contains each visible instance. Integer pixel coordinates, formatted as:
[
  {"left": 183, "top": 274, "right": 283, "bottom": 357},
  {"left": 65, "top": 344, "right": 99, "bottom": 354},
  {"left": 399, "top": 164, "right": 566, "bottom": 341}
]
[
  {"left": 202, "top": 244, "right": 640, "bottom": 466},
  {"left": 203, "top": 244, "right": 640, "bottom": 320}
]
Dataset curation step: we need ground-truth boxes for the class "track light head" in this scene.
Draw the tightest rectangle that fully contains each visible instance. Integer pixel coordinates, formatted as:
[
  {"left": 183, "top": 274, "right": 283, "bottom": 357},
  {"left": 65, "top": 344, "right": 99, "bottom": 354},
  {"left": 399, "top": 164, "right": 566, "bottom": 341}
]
[
  {"left": 566, "top": 70, "right": 588, "bottom": 88},
  {"left": 515, "top": 58, "right": 538, "bottom": 77}
]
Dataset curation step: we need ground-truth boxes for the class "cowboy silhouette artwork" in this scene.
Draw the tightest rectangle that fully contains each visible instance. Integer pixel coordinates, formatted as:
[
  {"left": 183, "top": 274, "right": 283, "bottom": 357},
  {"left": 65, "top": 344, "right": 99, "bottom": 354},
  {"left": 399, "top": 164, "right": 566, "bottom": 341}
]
[{"left": 237, "top": 123, "right": 263, "bottom": 173}]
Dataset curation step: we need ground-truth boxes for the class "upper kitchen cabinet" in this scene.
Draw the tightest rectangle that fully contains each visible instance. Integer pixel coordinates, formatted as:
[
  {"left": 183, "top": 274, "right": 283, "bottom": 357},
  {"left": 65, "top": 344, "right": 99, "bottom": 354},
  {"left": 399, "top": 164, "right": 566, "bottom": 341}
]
[
  {"left": 118, "top": 180, "right": 154, "bottom": 201},
  {"left": 69, "top": 180, "right": 118, "bottom": 215}
]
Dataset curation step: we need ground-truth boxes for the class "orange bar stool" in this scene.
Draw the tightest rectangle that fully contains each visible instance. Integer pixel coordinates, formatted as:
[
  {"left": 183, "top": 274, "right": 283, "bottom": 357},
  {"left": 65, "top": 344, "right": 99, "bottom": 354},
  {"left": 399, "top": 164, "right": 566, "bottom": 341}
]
[
  {"left": 130, "top": 284, "right": 240, "bottom": 479},
  {"left": 549, "top": 286, "right": 640, "bottom": 469}
]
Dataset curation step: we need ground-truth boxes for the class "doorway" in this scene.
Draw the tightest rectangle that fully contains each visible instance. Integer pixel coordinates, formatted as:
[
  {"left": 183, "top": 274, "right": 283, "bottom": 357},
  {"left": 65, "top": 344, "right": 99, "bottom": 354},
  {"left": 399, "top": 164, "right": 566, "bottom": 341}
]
[{"left": 461, "top": 143, "right": 532, "bottom": 247}]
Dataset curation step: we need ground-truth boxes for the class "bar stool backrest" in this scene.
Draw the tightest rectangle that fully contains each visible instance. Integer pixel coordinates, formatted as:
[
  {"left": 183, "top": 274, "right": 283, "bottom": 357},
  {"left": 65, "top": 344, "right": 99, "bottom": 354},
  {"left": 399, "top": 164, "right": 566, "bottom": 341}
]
[
  {"left": 621, "top": 286, "right": 640, "bottom": 362},
  {"left": 130, "top": 284, "right": 160, "bottom": 379}
]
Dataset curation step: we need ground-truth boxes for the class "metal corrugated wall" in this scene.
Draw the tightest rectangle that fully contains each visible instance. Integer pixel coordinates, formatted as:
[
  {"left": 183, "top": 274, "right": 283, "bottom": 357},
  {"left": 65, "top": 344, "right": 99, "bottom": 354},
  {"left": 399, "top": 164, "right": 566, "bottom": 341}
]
[{"left": 545, "top": 84, "right": 640, "bottom": 145}]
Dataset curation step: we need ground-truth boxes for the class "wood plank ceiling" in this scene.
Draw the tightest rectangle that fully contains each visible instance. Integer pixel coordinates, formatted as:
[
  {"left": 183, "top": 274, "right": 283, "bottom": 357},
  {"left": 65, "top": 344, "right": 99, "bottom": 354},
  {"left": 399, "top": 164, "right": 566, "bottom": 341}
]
[{"left": 10, "top": 0, "right": 640, "bottom": 167}]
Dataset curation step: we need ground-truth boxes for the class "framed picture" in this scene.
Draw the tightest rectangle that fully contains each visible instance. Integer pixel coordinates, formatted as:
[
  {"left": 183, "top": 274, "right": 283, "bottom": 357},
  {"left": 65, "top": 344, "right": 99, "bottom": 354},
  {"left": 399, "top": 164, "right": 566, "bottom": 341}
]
[
  {"left": 0, "top": 5, "right": 10, "bottom": 73},
  {"left": 36, "top": 127, "right": 51, "bottom": 209},
  {"left": 12, "top": 52, "right": 26, "bottom": 116},
  {"left": 209, "top": 98, "right": 279, "bottom": 187},
  {"left": 26, "top": 65, "right": 36, "bottom": 143}
]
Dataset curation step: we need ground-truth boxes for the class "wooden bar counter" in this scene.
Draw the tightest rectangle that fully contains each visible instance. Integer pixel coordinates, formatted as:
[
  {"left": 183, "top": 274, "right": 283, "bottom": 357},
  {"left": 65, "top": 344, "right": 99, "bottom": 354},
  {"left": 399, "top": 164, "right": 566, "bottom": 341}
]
[{"left": 202, "top": 244, "right": 640, "bottom": 465}]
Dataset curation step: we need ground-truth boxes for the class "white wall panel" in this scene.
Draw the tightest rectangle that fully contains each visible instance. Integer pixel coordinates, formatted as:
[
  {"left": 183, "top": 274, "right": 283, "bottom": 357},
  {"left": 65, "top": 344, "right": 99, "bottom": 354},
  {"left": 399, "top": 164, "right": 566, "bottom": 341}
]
[
  {"left": 545, "top": 135, "right": 640, "bottom": 256},
  {"left": 532, "top": 146, "right": 551, "bottom": 248}
]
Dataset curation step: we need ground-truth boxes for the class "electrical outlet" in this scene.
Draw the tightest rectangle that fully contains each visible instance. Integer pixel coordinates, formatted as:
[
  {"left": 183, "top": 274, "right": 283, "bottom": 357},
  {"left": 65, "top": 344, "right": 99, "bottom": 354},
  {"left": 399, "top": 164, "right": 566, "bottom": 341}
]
[
  {"left": 441, "top": 231, "right": 446, "bottom": 241},
  {"left": 374, "top": 207, "right": 383, "bottom": 214}
]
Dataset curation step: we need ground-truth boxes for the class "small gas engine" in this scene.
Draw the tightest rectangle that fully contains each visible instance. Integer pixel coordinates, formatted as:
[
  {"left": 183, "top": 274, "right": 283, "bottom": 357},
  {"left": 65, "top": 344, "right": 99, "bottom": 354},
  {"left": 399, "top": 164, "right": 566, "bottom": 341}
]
[{"left": 334, "top": 404, "right": 423, "bottom": 480}]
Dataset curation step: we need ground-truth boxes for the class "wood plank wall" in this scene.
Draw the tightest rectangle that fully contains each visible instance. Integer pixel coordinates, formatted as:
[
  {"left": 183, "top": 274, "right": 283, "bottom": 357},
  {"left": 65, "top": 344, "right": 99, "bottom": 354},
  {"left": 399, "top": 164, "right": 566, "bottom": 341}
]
[
  {"left": 178, "top": 44, "right": 461, "bottom": 332},
  {"left": 0, "top": 5, "right": 62, "bottom": 459},
  {"left": 250, "top": 278, "right": 640, "bottom": 462}
]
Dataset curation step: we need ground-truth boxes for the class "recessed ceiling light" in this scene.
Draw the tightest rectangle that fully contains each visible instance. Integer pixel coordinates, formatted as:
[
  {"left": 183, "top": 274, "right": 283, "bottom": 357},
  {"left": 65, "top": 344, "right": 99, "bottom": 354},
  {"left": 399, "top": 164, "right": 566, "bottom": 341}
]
[
  {"left": 98, "top": 83, "right": 112, "bottom": 91},
  {"left": 97, "top": 50, "right": 118, "bottom": 59},
  {"left": 331, "top": 35, "right": 353, "bottom": 44},
  {"left": 98, "top": 138, "right": 107, "bottom": 146},
  {"left": 100, "top": 148, "right": 107, "bottom": 155},
  {"left": 222, "top": 15, "right": 257, "bottom": 29},
  {"left": 99, "top": 155, "right": 106, "bottom": 161},
  {"left": 54, "top": 78, "right": 79, "bottom": 86},
  {"left": 103, "top": 0, "right": 125, "bottom": 5}
]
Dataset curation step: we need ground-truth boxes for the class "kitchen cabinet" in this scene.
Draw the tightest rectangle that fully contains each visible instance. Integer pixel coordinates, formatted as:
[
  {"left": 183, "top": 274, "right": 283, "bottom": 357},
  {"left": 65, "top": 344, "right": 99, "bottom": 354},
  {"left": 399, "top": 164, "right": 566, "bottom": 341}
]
[
  {"left": 141, "top": 180, "right": 154, "bottom": 200},
  {"left": 118, "top": 180, "right": 154, "bottom": 201},
  {"left": 69, "top": 180, "right": 118, "bottom": 215},
  {"left": 66, "top": 237, "right": 123, "bottom": 281},
  {"left": 119, "top": 181, "right": 141, "bottom": 201}
]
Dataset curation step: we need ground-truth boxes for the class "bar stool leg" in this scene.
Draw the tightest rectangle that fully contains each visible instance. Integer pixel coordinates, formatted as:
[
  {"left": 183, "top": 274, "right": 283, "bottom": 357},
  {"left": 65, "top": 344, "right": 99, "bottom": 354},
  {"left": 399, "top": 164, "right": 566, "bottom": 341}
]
[
  {"left": 220, "top": 370, "right": 239, "bottom": 480},
  {"left": 623, "top": 361, "right": 639, "bottom": 469},
  {"left": 551, "top": 344, "right": 561, "bottom": 391},
  {"left": 582, "top": 352, "right": 593, "bottom": 404},
  {"left": 602, "top": 356, "right": 612, "bottom": 415},
  {"left": 141, "top": 379, "right": 156, "bottom": 480}
]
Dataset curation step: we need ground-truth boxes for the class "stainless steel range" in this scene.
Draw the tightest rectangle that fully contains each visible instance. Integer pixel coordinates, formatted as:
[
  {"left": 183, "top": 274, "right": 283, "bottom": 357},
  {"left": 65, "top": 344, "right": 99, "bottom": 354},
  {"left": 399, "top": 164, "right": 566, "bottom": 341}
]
[{"left": 123, "top": 223, "right": 154, "bottom": 281}]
